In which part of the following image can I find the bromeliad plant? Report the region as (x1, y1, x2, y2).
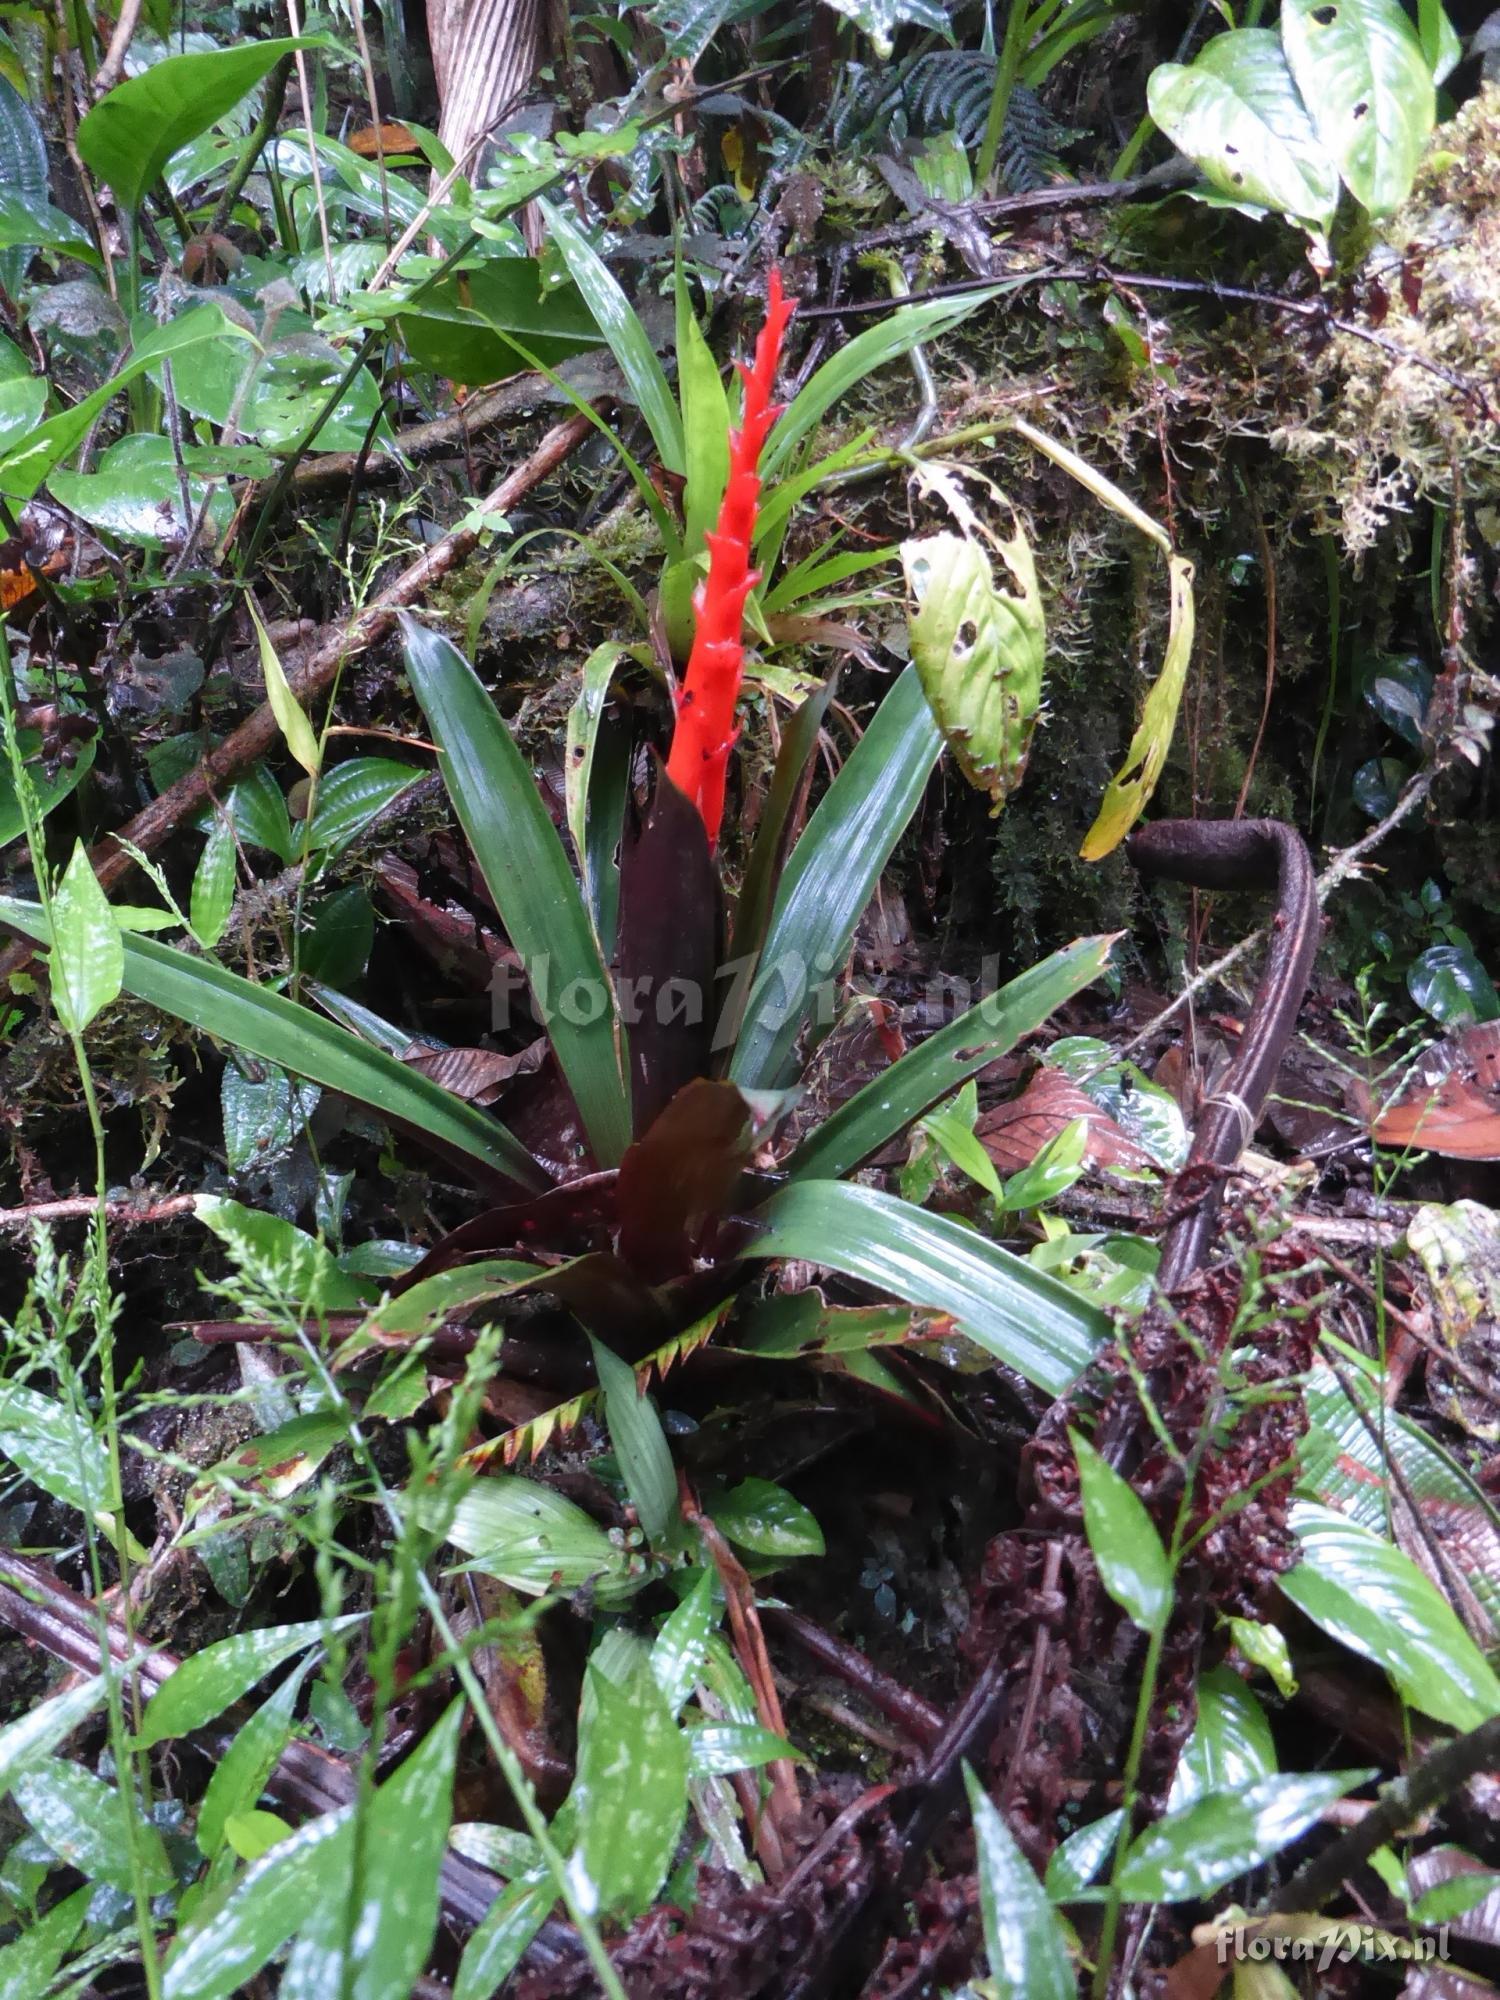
(0, 273, 1114, 1422)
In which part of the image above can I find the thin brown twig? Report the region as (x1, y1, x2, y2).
(92, 0, 142, 94)
(0, 1192, 196, 1229)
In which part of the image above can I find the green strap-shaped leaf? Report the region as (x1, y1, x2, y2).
(401, 615, 632, 1166)
(1281, 1501, 1500, 1730)
(139, 1615, 363, 1749)
(539, 199, 684, 474)
(748, 1180, 1106, 1399)
(0, 896, 544, 1187)
(729, 665, 942, 1092)
(1281, 0, 1434, 216)
(785, 935, 1114, 1182)
(763, 291, 995, 480)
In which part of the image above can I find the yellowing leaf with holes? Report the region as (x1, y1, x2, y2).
(903, 526, 1044, 813)
(249, 601, 320, 778)
(1081, 554, 1196, 860)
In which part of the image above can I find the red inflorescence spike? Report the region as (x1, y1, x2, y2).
(664, 268, 795, 849)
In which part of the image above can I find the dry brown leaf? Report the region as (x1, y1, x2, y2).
(976, 1065, 1156, 1174)
(1375, 1022, 1500, 1159)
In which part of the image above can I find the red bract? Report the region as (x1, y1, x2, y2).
(664, 268, 795, 849)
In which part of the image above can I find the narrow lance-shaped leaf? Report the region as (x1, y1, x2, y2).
(538, 198, 684, 473)
(49, 841, 123, 1033)
(0, 897, 545, 1188)
(1080, 553, 1196, 860)
(730, 665, 942, 1091)
(966, 1765, 1074, 1999)
(1071, 1430, 1172, 1635)
(401, 615, 632, 1167)
(749, 1180, 1106, 1399)
(249, 601, 320, 778)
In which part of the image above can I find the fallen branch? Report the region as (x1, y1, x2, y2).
(0, 1191, 196, 1229)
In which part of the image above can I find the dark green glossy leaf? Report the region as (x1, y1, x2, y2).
(401, 614, 631, 1167)
(304, 758, 420, 855)
(786, 937, 1114, 1181)
(302, 885, 375, 989)
(1280, 1501, 1500, 1729)
(49, 434, 232, 547)
(1408, 945, 1500, 1027)
(0, 726, 96, 850)
(0, 897, 544, 1188)
(751, 1180, 1105, 1399)
(454, 1867, 556, 2000)
(1116, 1771, 1372, 1902)
(278, 1703, 460, 2000)
(966, 1766, 1074, 1998)
(197, 1657, 317, 1858)
(78, 39, 319, 216)
(707, 1477, 823, 1558)
(591, 1337, 677, 1547)
(538, 200, 684, 472)
(0, 1671, 107, 1801)
(686, 1721, 799, 1777)
(398, 259, 602, 387)
(1169, 1666, 1277, 1810)
(1045, 1810, 1126, 1900)
(730, 666, 942, 1091)
(13, 1758, 173, 1894)
(163, 1803, 354, 1998)
(1072, 1430, 1171, 1635)
(728, 671, 839, 998)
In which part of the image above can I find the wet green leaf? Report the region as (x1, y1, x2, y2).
(13, 1758, 173, 1894)
(141, 1616, 360, 1749)
(966, 1766, 1073, 1997)
(50, 840, 122, 1032)
(707, 1477, 823, 1558)
(1072, 1430, 1171, 1635)
(574, 1656, 688, 1921)
(1281, 1502, 1500, 1728)
(1116, 1771, 1371, 1902)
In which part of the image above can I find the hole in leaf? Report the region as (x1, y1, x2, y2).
(1224, 143, 1239, 155)
(1352, 100, 1369, 118)
(1311, 3, 1336, 20)
(955, 619, 978, 654)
